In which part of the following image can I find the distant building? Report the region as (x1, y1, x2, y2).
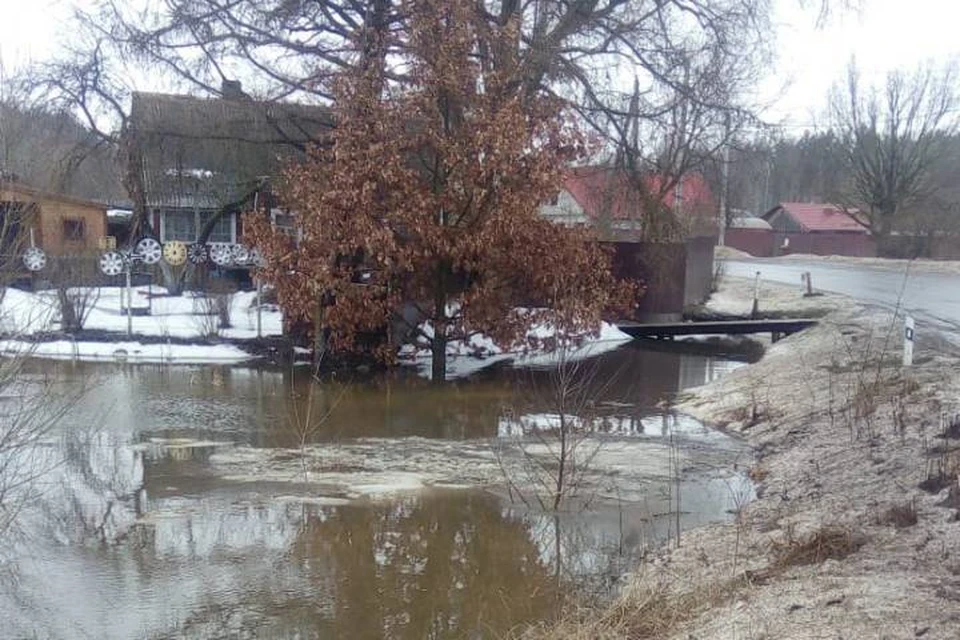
(761, 202, 875, 257)
(724, 210, 773, 257)
(0, 179, 107, 256)
(540, 166, 718, 322)
(540, 166, 716, 239)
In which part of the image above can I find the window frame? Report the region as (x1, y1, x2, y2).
(62, 217, 86, 242)
(159, 207, 236, 244)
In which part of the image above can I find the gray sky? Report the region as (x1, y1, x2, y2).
(761, 0, 960, 129)
(1, 0, 958, 132)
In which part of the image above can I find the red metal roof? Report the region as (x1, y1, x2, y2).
(562, 166, 714, 221)
(772, 202, 866, 233)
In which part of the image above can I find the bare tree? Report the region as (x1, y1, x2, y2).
(23, 0, 853, 264)
(829, 61, 959, 250)
(49, 255, 101, 334)
(497, 347, 623, 512)
(40, 1, 782, 195)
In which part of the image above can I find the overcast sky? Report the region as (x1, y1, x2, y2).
(1, 0, 958, 133)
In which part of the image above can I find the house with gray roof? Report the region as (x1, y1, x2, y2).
(127, 81, 332, 249)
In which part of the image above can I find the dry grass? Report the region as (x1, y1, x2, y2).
(770, 526, 865, 570)
(748, 465, 769, 483)
(513, 576, 747, 640)
(877, 500, 919, 529)
(921, 443, 960, 494)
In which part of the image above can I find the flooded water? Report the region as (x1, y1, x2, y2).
(0, 341, 755, 639)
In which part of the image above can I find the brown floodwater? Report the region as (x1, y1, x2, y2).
(1, 340, 755, 639)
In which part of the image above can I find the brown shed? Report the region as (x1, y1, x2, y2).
(0, 181, 108, 255)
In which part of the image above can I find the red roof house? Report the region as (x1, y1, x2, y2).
(540, 166, 716, 238)
(761, 202, 875, 257)
(763, 202, 865, 233)
(538, 166, 719, 322)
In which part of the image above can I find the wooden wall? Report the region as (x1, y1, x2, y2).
(0, 185, 107, 255)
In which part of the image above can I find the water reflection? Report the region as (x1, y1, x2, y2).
(1, 341, 755, 638)
(10, 491, 567, 639)
(23, 341, 747, 447)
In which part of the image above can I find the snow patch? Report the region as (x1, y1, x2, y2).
(0, 339, 255, 364)
(400, 312, 633, 379)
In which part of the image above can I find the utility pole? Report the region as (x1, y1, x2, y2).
(718, 112, 731, 246)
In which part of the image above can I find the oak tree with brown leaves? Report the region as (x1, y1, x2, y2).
(245, 0, 635, 382)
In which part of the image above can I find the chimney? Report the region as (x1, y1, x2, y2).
(221, 79, 248, 100)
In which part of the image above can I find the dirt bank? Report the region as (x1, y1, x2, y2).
(523, 276, 960, 639)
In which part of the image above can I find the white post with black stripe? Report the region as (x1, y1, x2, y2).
(903, 316, 915, 367)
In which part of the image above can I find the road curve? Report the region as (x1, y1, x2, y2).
(722, 257, 960, 345)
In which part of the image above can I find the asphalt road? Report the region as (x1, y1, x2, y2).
(723, 257, 960, 343)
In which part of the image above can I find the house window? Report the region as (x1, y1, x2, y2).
(270, 210, 297, 238)
(199, 210, 234, 243)
(270, 209, 299, 241)
(63, 218, 86, 242)
(162, 209, 235, 243)
(163, 209, 196, 242)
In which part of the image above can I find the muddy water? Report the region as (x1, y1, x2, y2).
(2, 341, 754, 639)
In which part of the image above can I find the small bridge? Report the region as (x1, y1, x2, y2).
(617, 318, 818, 342)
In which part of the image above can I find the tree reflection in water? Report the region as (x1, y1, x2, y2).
(159, 492, 565, 639)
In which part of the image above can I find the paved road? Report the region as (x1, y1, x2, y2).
(723, 258, 960, 343)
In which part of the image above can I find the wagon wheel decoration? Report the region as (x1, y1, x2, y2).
(208, 243, 233, 266)
(187, 242, 208, 265)
(162, 240, 187, 266)
(134, 237, 163, 265)
(230, 244, 251, 265)
(98, 251, 126, 277)
(22, 247, 47, 272)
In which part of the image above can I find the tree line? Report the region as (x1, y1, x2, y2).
(712, 61, 960, 255)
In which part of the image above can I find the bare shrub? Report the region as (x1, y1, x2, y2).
(0, 352, 86, 537)
(877, 500, 919, 529)
(770, 525, 865, 570)
(192, 279, 237, 337)
(496, 347, 619, 512)
(920, 441, 960, 494)
(209, 278, 236, 329)
(50, 255, 101, 333)
(191, 294, 220, 338)
(710, 258, 725, 294)
(0, 196, 33, 303)
(287, 369, 347, 478)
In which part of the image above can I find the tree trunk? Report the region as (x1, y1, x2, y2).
(57, 289, 80, 333)
(313, 295, 327, 368)
(875, 212, 895, 257)
(431, 267, 447, 383)
(158, 261, 182, 296)
(431, 331, 447, 383)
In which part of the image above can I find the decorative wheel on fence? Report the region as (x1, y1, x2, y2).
(247, 248, 263, 267)
(134, 237, 163, 265)
(187, 242, 208, 265)
(230, 244, 251, 265)
(99, 251, 125, 277)
(208, 243, 233, 266)
(22, 247, 47, 272)
(163, 240, 187, 266)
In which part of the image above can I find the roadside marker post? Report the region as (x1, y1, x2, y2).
(903, 316, 915, 367)
(751, 271, 761, 318)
